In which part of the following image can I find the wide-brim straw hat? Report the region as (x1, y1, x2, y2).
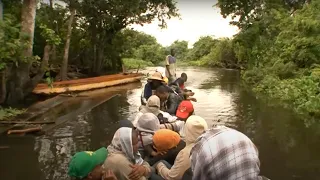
(148, 72, 164, 82)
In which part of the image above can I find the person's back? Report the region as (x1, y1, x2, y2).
(164, 92, 182, 115)
(190, 126, 267, 180)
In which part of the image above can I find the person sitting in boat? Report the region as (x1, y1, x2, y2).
(169, 73, 197, 102)
(156, 67, 169, 85)
(104, 127, 152, 180)
(133, 95, 177, 127)
(154, 115, 208, 180)
(169, 73, 187, 91)
(68, 147, 117, 180)
(148, 129, 185, 166)
(135, 113, 161, 158)
(135, 113, 179, 158)
(160, 100, 195, 140)
(141, 72, 165, 106)
(155, 85, 183, 115)
(190, 126, 269, 180)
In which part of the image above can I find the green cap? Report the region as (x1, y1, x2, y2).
(68, 147, 108, 179)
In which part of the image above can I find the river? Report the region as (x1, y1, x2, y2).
(0, 67, 319, 180)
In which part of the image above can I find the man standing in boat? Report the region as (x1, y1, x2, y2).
(165, 49, 177, 84)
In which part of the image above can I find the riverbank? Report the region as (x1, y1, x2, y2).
(242, 68, 320, 127)
(0, 108, 26, 121)
(122, 58, 154, 70)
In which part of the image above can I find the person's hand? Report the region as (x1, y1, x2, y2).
(188, 97, 197, 102)
(128, 165, 146, 180)
(151, 150, 167, 157)
(102, 169, 117, 180)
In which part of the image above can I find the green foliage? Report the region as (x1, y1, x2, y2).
(133, 44, 165, 64)
(113, 29, 167, 66)
(229, 0, 320, 124)
(39, 24, 61, 46)
(186, 36, 218, 61)
(185, 37, 238, 68)
(122, 58, 153, 69)
(0, 107, 26, 120)
(0, 15, 30, 69)
(168, 40, 189, 60)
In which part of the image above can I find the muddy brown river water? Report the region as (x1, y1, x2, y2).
(0, 67, 319, 180)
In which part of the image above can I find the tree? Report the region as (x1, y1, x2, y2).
(1, 0, 179, 105)
(114, 29, 159, 58)
(78, 0, 179, 74)
(216, 0, 311, 29)
(169, 40, 188, 60)
(186, 36, 218, 61)
(2, 0, 60, 105)
(59, 0, 77, 80)
(5, 0, 38, 105)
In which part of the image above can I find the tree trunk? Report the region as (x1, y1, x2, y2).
(95, 45, 104, 75)
(0, 70, 6, 104)
(59, 7, 75, 80)
(0, 0, 3, 20)
(5, 0, 37, 105)
(21, 0, 36, 59)
(49, 0, 57, 63)
(26, 44, 51, 93)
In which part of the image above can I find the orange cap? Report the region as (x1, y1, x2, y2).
(152, 129, 180, 152)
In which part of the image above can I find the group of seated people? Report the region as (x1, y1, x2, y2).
(141, 71, 196, 116)
(68, 70, 269, 180)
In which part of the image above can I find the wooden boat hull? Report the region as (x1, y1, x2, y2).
(32, 73, 144, 95)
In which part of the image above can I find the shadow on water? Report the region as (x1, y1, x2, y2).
(0, 67, 319, 180)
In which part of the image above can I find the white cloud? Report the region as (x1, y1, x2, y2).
(130, 0, 239, 47)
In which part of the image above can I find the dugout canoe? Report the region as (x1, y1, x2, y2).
(32, 73, 144, 95)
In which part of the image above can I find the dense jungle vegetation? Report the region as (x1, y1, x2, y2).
(0, 0, 319, 124)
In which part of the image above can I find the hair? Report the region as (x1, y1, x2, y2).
(181, 73, 187, 78)
(156, 85, 169, 94)
(170, 49, 175, 56)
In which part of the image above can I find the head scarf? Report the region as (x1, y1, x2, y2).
(107, 127, 143, 165)
(140, 95, 161, 115)
(184, 115, 208, 145)
(136, 113, 160, 146)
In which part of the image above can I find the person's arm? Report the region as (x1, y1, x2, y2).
(156, 150, 189, 180)
(142, 83, 152, 104)
(141, 91, 147, 105)
(159, 122, 181, 132)
(141, 161, 152, 178)
(165, 56, 171, 76)
(160, 111, 177, 123)
(143, 144, 155, 157)
(104, 154, 137, 180)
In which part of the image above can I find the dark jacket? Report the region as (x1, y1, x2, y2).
(162, 93, 183, 115)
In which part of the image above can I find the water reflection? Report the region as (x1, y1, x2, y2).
(0, 67, 319, 180)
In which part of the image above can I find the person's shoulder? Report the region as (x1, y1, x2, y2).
(106, 153, 131, 166)
(176, 78, 184, 84)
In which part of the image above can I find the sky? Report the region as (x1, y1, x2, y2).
(129, 0, 239, 47)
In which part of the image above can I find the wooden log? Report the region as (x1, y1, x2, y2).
(0, 121, 55, 124)
(7, 126, 42, 135)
